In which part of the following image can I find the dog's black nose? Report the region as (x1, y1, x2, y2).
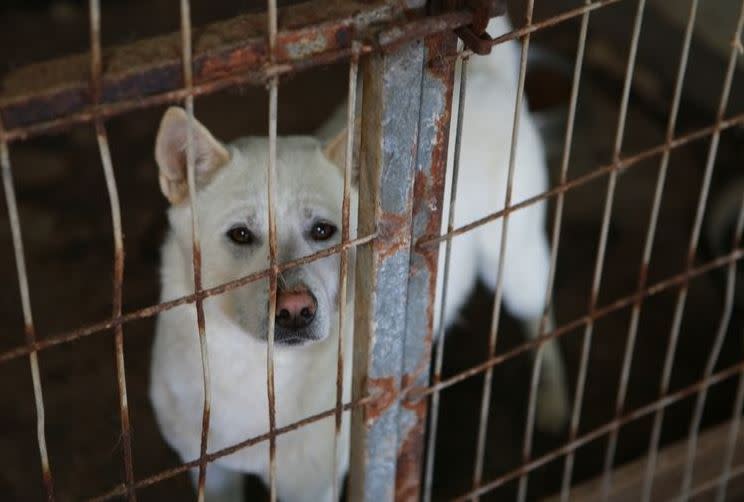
(276, 288, 316, 329)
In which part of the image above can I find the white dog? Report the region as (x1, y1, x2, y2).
(149, 16, 568, 502)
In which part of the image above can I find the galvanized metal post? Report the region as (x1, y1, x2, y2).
(396, 31, 458, 502)
(349, 40, 425, 502)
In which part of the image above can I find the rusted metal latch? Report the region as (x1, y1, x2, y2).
(454, 0, 506, 55)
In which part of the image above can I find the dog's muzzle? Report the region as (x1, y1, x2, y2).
(273, 285, 319, 345)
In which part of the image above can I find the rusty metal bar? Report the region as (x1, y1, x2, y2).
(88, 1, 135, 499)
(331, 43, 360, 502)
(422, 51, 468, 502)
(178, 1, 213, 499)
(645, 1, 744, 499)
(0, 126, 54, 500)
(94, 122, 136, 500)
(0, 1, 630, 145)
(455, 359, 744, 501)
(348, 39, 423, 502)
(397, 30, 458, 502)
(679, 195, 744, 500)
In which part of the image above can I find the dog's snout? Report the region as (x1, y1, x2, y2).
(276, 288, 317, 330)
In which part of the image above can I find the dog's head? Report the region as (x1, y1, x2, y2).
(155, 106, 356, 347)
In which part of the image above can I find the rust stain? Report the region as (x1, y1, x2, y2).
(395, 422, 426, 501)
(395, 383, 428, 502)
(41, 467, 54, 502)
(275, 23, 353, 61)
(378, 11, 471, 54)
(365, 376, 397, 422)
(418, 34, 457, 330)
(376, 211, 411, 261)
(23, 323, 36, 347)
(197, 45, 266, 82)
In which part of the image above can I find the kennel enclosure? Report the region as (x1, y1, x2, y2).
(1, 0, 744, 500)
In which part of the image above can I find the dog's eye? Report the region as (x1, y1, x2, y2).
(310, 221, 337, 241)
(227, 225, 255, 245)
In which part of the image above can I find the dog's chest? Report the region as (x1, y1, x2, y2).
(152, 311, 340, 451)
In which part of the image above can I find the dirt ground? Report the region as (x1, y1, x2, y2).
(1, 1, 743, 501)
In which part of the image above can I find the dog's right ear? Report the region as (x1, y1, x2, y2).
(155, 107, 230, 205)
(322, 119, 361, 186)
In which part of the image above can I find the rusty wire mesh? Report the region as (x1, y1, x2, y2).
(0, 0, 743, 501)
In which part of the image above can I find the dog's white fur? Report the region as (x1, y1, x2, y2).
(149, 16, 568, 502)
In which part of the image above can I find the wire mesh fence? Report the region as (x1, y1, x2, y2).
(0, 0, 743, 500)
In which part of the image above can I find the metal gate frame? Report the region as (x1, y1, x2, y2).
(349, 30, 457, 502)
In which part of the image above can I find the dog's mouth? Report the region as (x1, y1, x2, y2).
(272, 326, 321, 347)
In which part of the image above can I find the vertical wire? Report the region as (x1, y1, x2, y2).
(644, 2, 744, 500)
(554, 4, 594, 500)
(89, 2, 135, 499)
(331, 43, 360, 502)
(596, 1, 649, 498)
(422, 53, 469, 502)
(680, 199, 744, 499)
(0, 128, 54, 501)
(265, 3, 279, 500)
(265, 76, 279, 502)
(179, 1, 212, 500)
(469, 2, 536, 499)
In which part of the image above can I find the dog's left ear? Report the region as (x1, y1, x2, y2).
(322, 120, 360, 185)
(155, 106, 231, 205)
